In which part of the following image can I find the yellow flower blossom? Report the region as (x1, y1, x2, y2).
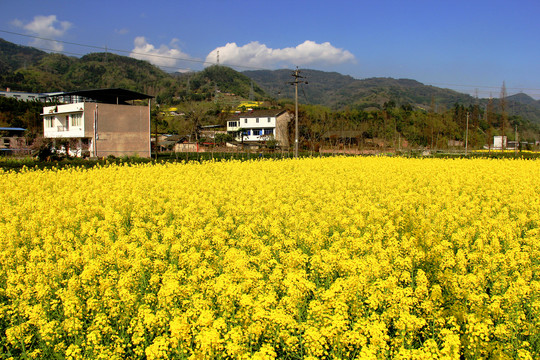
(0, 157, 538, 358)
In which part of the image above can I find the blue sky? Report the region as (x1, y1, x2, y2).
(1, 0, 539, 99)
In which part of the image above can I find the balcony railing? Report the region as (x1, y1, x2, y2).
(57, 125, 68, 132)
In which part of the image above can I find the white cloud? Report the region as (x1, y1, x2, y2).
(115, 28, 129, 35)
(205, 40, 356, 69)
(129, 37, 194, 70)
(12, 15, 72, 51)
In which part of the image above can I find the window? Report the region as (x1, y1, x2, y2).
(268, 117, 271, 122)
(242, 129, 250, 136)
(71, 113, 82, 127)
(228, 121, 238, 127)
(264, 129, 273, 135)
(244, 118, 247, 124)
(44, 116, 54, 128)
(252, 129, 262, 136)
(256, 118, 259, 123)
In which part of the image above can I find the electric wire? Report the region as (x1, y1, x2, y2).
(2, 29, 539, 98)
(0, 29, 269, 71)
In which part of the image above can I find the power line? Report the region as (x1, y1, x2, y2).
(0, 29, 269, 71)
(3, 29, 539, 97)
(32, 45, 194, 73)
(32, 47, 89, 58)
(0, 29, 215, 66)
(426, 81, 540, 94)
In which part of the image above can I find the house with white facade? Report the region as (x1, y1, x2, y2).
(493, 136, 507, 150)
(226, 109, 292, 148)
(42, 88, 153, 158)
(0, 89, 44, 101)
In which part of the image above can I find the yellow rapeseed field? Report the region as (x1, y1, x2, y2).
(0, 157, 539, 359)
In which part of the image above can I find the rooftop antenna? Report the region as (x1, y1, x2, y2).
(217, 50, 220, 66)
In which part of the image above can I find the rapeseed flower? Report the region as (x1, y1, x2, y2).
(0, 157, 539, 358)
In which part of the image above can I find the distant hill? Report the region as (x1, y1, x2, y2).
(0, 38, 46, 73)
(0, 38, 265, 103)
(243, 69, 540, 124)
(507, 93, 539, 106)
(503, 93, 540, 124)
(0, 38, 175, 96)
(2, 38, 540, 124)
(174, 65, 268, 102)
(242, 69, 357, 108)
(243, 69, 471, 109)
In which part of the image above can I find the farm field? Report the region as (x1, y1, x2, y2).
(0, 157, 539, 359)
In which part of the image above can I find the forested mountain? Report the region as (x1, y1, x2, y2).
(243, 69, 540, 124)
(244, 69, 472, 109)
(176, 65, 267, 101)
(0, 38, 45, 73)
(0, 39, 176, 97)
(0, 39, 266, 104)
(2, 37, 540, 123)
(1, 38, 539, 146)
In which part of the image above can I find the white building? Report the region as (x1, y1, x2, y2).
(0, 89, 45, 101)
(493, 136, 507, 150)
(42, 88, 153, 158)
(226, 109, 292, 147)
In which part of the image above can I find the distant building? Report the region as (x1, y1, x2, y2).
(323, 130, 364, 145)
(0, 88, 90, 103)
(42, 88, 153, 158)
(155, 134, 187, 151)
(0, 88, 45, 101)
(226, 109, 292, 147)
(493, 136, 507, 150)
(448, 139, 464, 148)
(199, 124, 227, 141)
(0, 127, 28, 155)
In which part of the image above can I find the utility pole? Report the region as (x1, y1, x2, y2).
(155, 108, 159, 160)
(465, 112, 469, 155)
(500, 81, 508, 152)
(515, 124, 518, 157)
(290, 67, 307, 158)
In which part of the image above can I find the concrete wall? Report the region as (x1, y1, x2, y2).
(174, 143, 200, 152)
(84, 103, 150, 158)
(275, 112, 292, 148)
(493, 136, 507, 149)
